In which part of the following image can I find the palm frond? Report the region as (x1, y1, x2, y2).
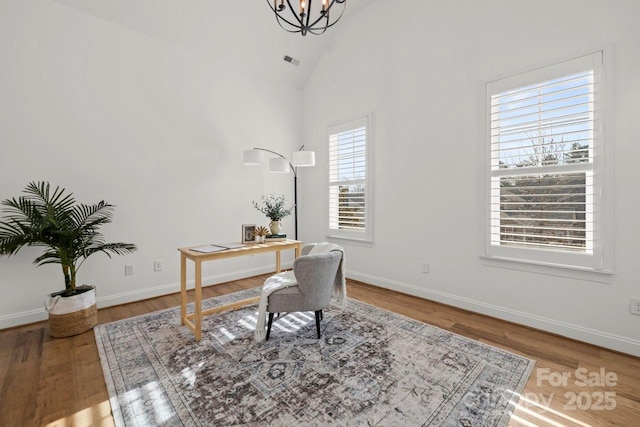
(24, 181, 76, 214)
(33, 250, 65, 267)
(85, 242, 138, 258)
(0, 181, 137, 291)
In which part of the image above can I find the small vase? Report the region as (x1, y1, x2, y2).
(255, 236, 262, 243)
(269, 221, 282, 235)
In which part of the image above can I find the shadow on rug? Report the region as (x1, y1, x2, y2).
(95, 288, 535, 426)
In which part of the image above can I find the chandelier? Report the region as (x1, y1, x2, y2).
(267, 0, 347, 36)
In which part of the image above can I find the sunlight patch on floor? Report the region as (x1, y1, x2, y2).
(122, 381, 174, 425)
(238, 317, 257, 330)
(217, 326, 236, 342)
(44, 400, 114, 427)
(181, 361, 204, 387)
(507, 390, 595, 427)
(288, 312, 314, 325)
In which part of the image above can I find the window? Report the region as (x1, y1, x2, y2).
(328, 116, 372, 241)
(485, 51, 609, 272)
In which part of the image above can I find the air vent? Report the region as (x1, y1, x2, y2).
(283, 55, 300, 66)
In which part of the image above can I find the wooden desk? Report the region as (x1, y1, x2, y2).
(178, 240, 302, 341)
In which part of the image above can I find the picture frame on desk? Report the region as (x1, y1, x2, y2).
(242, 224, 256, 243)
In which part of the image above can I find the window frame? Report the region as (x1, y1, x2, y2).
(326, 115, 373, 242)
(482, 50, 613, 279)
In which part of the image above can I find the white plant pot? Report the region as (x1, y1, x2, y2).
(269, 221, 282, 235)
(45, 285, 97, 337)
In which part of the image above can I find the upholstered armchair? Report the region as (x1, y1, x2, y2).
(264, 244, 343, 340)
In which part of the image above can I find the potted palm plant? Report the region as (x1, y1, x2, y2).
(0, 181, 137, 337)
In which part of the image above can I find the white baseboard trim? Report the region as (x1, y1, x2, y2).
(0, 263, 288, 330)
(4, 265, 636, 357)
(348, 270, 640, 357)
(0, 308, 48, 330)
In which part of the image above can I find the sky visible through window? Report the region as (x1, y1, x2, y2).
(492, 71, 593, 169)
(333, 127, 366, 181)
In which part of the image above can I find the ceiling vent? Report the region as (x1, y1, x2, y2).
(283, 55, 300, 66)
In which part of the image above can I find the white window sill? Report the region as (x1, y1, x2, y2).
(326, 234, 373, 247)
(480, 255, 614, 284)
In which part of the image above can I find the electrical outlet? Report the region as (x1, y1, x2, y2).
(421, 262, 429, 273)
(630, 298, 640, 315)
(125, 264, 134, 276)
(153, 260, 162, 272)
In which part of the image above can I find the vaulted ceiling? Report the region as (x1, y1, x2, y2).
(53, 0, 374, 89)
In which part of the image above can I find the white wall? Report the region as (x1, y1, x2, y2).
(3, 0, 639, 357)
(300, 0, 640, 356)
(0, 1, 300, 327)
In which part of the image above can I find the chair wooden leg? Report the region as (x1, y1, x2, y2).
(315, 310, 322, 339)
(266, 313, 274, 341)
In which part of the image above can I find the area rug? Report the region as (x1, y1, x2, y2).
(95, 288, 535, 426)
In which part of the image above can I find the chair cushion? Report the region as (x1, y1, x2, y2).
(270, 286, 302, 296)
(265, 249, 343, 314)
(266, 285, 308, 313)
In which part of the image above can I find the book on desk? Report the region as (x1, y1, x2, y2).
(190, 243, 245, 253)
(265, 234, 287, 242)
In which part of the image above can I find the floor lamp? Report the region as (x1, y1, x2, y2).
(243, 146, 315, 240)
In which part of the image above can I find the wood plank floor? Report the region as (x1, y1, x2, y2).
(1, 276, 638, 426)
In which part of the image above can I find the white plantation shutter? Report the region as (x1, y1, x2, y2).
(486, 51, 606, 270)
(328, 116, 372, 241)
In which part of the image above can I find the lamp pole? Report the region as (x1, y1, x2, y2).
(249, 147, 299, 240)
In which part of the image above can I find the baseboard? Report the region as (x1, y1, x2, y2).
(0, 263, 289, 330)
(0, 308, 48, 330)
(5, 265, 637, 357)
(348, 270, 640, 357)
(96, 263, 284, 308)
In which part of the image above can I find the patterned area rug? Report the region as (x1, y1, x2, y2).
(95, 289, 535, 426)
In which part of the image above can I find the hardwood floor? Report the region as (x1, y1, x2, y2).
(1, 276, 638, 426)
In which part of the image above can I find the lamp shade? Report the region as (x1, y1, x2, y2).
(243, 149, 263, 165)
(291, 150, 316, 167)
(269, 157, 290, 173)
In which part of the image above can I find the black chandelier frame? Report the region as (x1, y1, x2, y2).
(267, 0, 347, 36)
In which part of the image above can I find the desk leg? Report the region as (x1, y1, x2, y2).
(275, 250, 281, 273)
(194, 260, 203, 341)
(180, 254, 187, 325)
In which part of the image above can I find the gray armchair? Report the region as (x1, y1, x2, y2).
(265, 244, 343, 340)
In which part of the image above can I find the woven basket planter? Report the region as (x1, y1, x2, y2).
(46, 285, 97, 338)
